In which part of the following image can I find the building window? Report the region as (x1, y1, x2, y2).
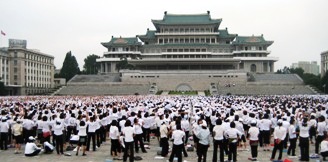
(14, 68, 17, 73)
(14, 52, 18, 58)
(14, 60, 18, 65)
(14, 75, 18, 80)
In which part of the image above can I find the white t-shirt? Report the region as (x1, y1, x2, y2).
(25, 142, 41, 154)
(213, 125, 225, 140)
(109, 126, 119, 140)
(260, 119, 272, 131)
(122, 126, 134, 142)
(172, 129, 185, 145)
(248, 126, 260, 141)
(321, 140, 328, 153)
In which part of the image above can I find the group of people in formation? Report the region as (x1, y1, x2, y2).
(1, 95, 328, 162)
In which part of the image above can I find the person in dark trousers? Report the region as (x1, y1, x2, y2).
(224, 121, 243, 162)
(196, 122, 210, 162)
(287, 118, 297, 157)
(212, 118, 225, 162)
(270, 120, 287, 161)
(24, 136, 41, 157)
(0, 117, 9, 150)
(86, 116, 97, 151)
(168, 124, 185, 162)
(160, 121, 169, 157)
(299, 118, 310, 161)
(122, 120, 135, 162)
(247, 120, 260, 161)
(133, 118, 147, 153)
(316, 115, 326, 154)
(53, 119, 65, 155)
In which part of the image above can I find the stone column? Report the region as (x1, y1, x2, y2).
(105, 62, 108, 73)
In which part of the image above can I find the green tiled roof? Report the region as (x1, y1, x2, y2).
(232, 35, 273, 45)
(218, 29, 237, 39)
(138, 30, 156, 41)
(101, 37, 141, 47)
(152, 13, 221, 28)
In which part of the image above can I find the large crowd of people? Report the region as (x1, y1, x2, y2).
(0, 95, 328, 162)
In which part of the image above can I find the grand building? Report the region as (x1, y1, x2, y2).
(0, 39, 55, 95)
(96, 12, 278, 91)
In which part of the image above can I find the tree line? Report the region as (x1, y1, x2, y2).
(276, 66, 328, 93)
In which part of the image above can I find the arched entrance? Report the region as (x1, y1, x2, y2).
(250, 64, 257, 73)
(176, 83, 193, 91)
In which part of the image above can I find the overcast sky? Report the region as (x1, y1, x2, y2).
(1, 0, 327, 72)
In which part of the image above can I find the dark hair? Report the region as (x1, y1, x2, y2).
(111, 120, 117, 126)
(125, 120, 131, 127)
(176, 124, 182, 130)
(216, 118, 222, 125)
(80, 120, 86, 126)
(230, 121, 236, 128)
(42, 116, 48, 121)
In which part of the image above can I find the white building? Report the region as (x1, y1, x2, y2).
(0, 39, 55, 95)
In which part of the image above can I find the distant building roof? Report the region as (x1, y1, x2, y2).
(152, 12, 222, 29)
(138, 30, 156, 41)
(101, 37, 142, 48)
(232, 35, 273, 46)
(218, 29, 237, 39)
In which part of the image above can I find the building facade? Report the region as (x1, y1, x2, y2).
(96, 12, 278, 91)
(0, 39, 55, 95)
(291, 61, 320, 76)
(321, 51, 328, 77)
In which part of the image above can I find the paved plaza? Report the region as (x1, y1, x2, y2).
(0, 136, 321, 162)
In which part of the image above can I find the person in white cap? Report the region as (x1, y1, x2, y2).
(270, 119, 287, 161)
(12, 119, 23, 153)
(247, 120, 259, 161)
(25, 136, 41, 157)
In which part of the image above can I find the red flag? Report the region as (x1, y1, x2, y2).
(1, 30, 6, 36)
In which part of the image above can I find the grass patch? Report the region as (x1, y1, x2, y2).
(204, 90, 211, 96)
(155, 90, 163, 95)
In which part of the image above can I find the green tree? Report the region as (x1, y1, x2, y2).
(289, 67, 304, 78)
(60, 51, 80, 81)
(116, 57, 134, 71)
(83, 54, 100, 74)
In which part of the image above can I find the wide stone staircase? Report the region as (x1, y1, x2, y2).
(54, 74, 149, 95)
(218, 73, 317, 95)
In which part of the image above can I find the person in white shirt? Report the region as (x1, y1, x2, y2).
(86, 116, 97, 151)
(168, 124, 185, 162)
(12, 119, 23, 153)
(43, 141, 54, 154)
(76, 120, 87, 156)
(287, 118, 297, 157)
(212, 118, 225, 162)
(260, 114, 272, 151)
(133, 118, 147, 153)
(308, 115, 317, 144)
(320, 135, 328, 161)
(142, 112, 151, 143)
(248, 120, 260, 161)
(109, 120, 122, 160)
(0, 117, 10, 150)
(25, 136, 41, 157)
(122, 120, 135, 162)
(316, 115, 326, 154)
(224, 121, 243, 162)
(41, 116, 52, 143)
(196, 122, 210, 162)
(298, 117, 310, 161)
(53, 119, 64, 155)
(181, 114, 190, 144)
(270, 119, 287, 161)
(160, 121, 169, 157)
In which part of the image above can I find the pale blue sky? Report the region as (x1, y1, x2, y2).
(1, 0, 327, 71)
